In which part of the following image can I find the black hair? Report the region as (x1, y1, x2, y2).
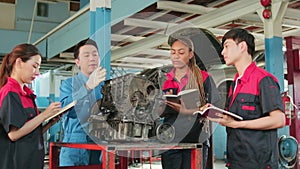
(222, 28, 255, 56)
(73, 38, 98, 59)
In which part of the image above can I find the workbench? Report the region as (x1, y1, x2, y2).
(49, 142, 202, 169)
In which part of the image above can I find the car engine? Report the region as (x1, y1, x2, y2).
(88, 68, 169, 142)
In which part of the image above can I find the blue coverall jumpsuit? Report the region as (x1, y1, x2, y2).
(59, 72, 103, 166)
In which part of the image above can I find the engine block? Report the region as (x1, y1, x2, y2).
(88, 72, 165, 142)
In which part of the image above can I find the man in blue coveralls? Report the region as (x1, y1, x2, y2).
(59, 39, 107, 166)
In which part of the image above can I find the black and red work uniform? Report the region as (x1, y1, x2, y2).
(0, 77, 44, 169)
(225, 62, 284, 169)
(161, 68, 219, 169)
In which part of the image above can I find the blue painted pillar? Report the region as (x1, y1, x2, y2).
(257, 1, 288, 92)
(90, 0, 111, 79)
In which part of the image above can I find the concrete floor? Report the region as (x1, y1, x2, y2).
(213, 160, 227, 169)
(44, 159, 227, 169)
(127, 160, 227, 169)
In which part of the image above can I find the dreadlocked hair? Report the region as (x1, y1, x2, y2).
(186, 56, 206, 107)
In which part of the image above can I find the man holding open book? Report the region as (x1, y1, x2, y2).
(208, 28, 285, 169)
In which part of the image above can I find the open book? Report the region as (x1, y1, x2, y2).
(193, 106, 243, 120)
(44, 100, 77, 122)
(164, 89, 200, 109)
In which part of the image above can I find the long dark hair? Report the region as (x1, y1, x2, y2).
(168, 37, 206, 106)
(0, 44, 41, 88)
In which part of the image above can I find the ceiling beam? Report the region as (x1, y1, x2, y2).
(158, 0, 262, 28)
(111, 34, 144, 42)
(158, 0, 300, 33)
(157, 1, 214, 14)
(189, 0, 262, 28)
(282, 28, 300, 37)
(285, 7, 300, 20)
(111, 34, 168, 61)
(282, 19, 300, 29)
(124, 18, 177, 30)
(123, 18, 265, 40)
(111, 0, 264, 62)
(32, 0, 158, 59)
(116, 56, 171, 65)
(111, 62, 165, 69)
(138, 49, 170, 57)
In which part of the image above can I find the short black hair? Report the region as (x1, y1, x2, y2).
(222, 28, 255, 56)
(73, 38, 98, 59)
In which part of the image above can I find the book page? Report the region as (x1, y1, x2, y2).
(180, 89, 200, 109)
(163, 89, 200, 108)
(194, 106, 243, 120)
(163, 89, 198, 98)
(177, 89, 198, 96)
(44, 100, 77, 122)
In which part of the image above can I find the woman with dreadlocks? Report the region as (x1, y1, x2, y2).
(160, 33, 220, 169)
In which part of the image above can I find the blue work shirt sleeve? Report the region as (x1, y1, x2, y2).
(59, 77, 94, 122)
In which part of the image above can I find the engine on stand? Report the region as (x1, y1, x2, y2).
(88, 68, 170, 142)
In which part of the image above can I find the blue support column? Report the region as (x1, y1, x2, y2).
(257, 0, 288, 92)
(258, 0, 289, 137)
(90, 0, 111, 79)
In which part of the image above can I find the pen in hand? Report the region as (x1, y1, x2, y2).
(46, 97, 62, 121)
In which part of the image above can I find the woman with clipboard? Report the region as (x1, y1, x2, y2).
(0, 44, 61, 169)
